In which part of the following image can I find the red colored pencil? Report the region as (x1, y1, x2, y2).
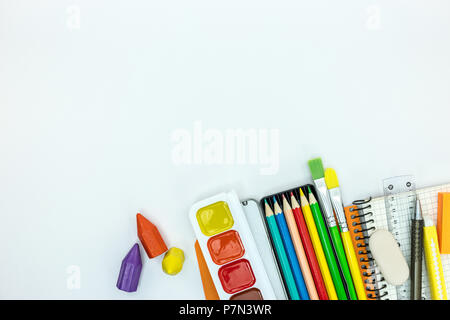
(290, 192, 329, 300)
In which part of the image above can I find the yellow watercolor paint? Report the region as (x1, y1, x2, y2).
(196, 201, 234, 236)
(162, 247, 185, 275)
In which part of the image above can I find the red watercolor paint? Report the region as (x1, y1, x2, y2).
(218, 259, 256, 294)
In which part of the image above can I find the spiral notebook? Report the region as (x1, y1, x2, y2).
(344, 183, 450, 300)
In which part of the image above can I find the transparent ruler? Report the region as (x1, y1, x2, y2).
(383, 175, 417, 300)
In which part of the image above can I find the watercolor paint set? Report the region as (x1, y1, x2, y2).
(189, 191, 278, 300)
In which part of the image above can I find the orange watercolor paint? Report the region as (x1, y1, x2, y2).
(207, 230, 245, 265)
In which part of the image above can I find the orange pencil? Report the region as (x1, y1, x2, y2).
(282, 194, 319, 300)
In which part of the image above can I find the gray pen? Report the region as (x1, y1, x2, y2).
(410, 199, 424, 300)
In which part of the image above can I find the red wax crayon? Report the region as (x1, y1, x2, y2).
(136, 213, 168, 258)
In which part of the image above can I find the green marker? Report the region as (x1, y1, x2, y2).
(308, 158, 357, 300)
(264, 199, 300, 300)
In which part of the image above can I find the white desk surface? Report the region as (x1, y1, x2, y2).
(1, 0, 450, 299)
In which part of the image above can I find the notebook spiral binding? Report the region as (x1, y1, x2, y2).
(350, 197, 389, 300)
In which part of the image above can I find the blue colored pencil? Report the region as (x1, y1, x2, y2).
(264, 199, 300, 300)
(273, 196, 310, 300)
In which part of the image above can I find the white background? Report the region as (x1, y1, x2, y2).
(1, 0, 450, 299)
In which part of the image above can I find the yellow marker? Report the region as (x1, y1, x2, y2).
(423, 207, 448, 300)
(299, 188, 338, 300)
(325, 168, 367, 300)
(162, 247, 185, 275)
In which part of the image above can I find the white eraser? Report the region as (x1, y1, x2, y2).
(369, 229, 410, 286)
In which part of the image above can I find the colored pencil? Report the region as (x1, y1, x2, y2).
(291, 192, 329, 300)
(325, 168, 366, 300)
(282, 194, 319, 300)
(264, 199, 300, 300)
(299, 188, 338, 300)
(307, 187, 347, 299)
(273, 196, 310, 300)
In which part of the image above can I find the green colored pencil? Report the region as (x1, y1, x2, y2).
(308, 187, 348, 300)
(264, 199, 300, 300)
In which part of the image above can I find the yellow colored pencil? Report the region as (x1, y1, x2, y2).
(299, 188, 338, 300)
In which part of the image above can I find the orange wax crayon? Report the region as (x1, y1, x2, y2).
(136, 213, 168, 258)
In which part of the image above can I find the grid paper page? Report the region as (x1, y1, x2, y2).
(366, 183, 450, 300)
(360, 196, 398, 300)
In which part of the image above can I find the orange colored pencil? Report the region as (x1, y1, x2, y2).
(282, 194, 319, 300)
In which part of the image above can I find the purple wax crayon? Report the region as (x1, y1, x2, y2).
(116, 243, 142, 292)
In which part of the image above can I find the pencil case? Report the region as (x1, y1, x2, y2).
(260, 184, 333, 300)
(261, 185, 307, 297)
